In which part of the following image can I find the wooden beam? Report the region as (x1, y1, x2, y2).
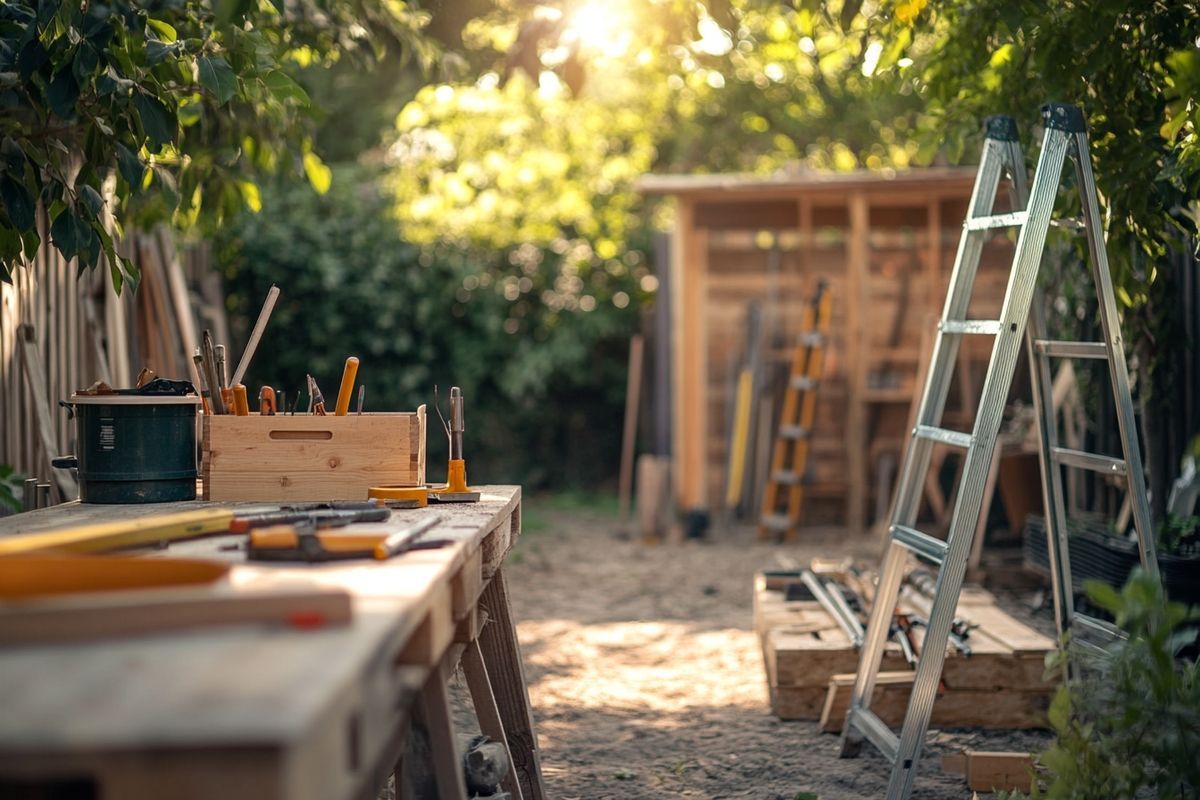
(478, 568, 546, 800)
(846, 193, 869, 534)
(617, 334, 645, 525)
(671, 199, 709, 511)
(941, 750, 1034, 793)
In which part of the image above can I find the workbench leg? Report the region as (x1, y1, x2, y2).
(463, 637, 524, 800)
(415, 666, 468, 800)
(478, 567, 546, 800)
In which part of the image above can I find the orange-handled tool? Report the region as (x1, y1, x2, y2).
(334, 357, 360, 416)
(259, 386, 276, 415)
(231, 384, 250, 416)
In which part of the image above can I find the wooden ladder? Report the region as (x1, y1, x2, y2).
(759, 281, 832, 540)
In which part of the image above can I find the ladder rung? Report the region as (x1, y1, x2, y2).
(761, 512, 792, 532)
(779, 424, 809, 440)
(940, 319, 1002, 335)
(790, 376, 816, 391)
(798, 332, 824, 347)
(1051, 447, 1128, 476)
(891, 524, 948, 565)
(965, 210, 1028, 230)
(772, 470, 802, 486)
(1034, 340, 1108, 359)
(847, 707, 899, 763)
(1072, 611, 1127, 642)
(914, 425, 972, 449)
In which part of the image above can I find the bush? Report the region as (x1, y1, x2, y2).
(1030, 572, 1200, 798)
(213, 166, 641, 490)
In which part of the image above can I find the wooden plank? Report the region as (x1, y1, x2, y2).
(942, 750, 1035, 793)
(478, 568, 546, 800)
(202, 412, 425, 501)
(817, 671, 1051, 731)
(846, 193, 868, 533)
(617, 334, 644, 524)
(397, 582, 455, 668)
(414, 663, 467, 800)
(17, 324, 76, 501)
(672, 199, 709, 510)
(0, 585, 352, 645)
(462, 638, 524, 800)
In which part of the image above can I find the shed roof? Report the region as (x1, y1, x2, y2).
(636, 167, 977, 199)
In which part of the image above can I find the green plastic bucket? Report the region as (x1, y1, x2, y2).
(65, 394, 201, 504)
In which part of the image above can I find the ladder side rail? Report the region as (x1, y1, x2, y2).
(888, 126, 1071, 800)
(891, 140, 1012, 529)
(839, 137, 1012, 750)
(787, 293, 832, 522)
(1070, 130, 1159, 576)
(1027, 298, 1077, 641)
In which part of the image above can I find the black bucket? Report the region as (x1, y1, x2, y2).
(63, 394, 201, 503)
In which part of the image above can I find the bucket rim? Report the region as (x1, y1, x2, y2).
(68, 394, 201, 405)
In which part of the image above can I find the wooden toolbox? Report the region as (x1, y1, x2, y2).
(202, 407, 426, 501)
(754, 569, 1057, 730)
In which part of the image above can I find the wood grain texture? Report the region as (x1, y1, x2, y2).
(478, 568, 546, 800)
(0, 487, 523, 800)
(202, 410, 425, 501)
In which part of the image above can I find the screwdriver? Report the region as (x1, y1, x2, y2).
(334, 356, 359, 416)
(259, 386, 276, 415)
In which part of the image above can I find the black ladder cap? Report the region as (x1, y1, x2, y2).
(983, 115, 1019, 142)
(1042, 103, 1087, 133)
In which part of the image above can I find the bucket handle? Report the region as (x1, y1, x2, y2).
(58, 400, 75, 420)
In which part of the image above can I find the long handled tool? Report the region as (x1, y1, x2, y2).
(334, 356, 360, 416)
(230, 284, 280, 387)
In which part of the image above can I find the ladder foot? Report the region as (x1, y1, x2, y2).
(838, 728, 863, 758)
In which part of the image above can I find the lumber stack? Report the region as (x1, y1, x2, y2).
(753, 568, 1058, 730)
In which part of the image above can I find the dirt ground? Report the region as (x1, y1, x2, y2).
(457, 495, 1054, 800)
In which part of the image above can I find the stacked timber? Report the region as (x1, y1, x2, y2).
(753, 569, 1058, 731)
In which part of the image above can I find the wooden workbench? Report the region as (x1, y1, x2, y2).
(0, 486, 544, 800)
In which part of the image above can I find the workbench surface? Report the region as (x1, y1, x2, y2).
(0, 486, 529, 800)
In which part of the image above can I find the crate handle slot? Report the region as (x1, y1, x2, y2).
(268, 430, 334, 441)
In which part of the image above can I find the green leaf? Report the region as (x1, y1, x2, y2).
(0, 177, 35, 230)
(196, 55, 238, 105)
(1084, 579, 1123, 617)
(304, 151, 332, 194)
(50, 208, 87, 259)
(79, 184, 104, 218)
(46, 69, 79, 119)
(146, 39, 171, 67)
(146, 19, 177, 43)
(237, 180, 262, 212)
(116, 143, 146, 189)
(134, 93, 176, 149)
(264, 70, 310, 105)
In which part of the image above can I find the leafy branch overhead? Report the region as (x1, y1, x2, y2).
(0, 0, 437, 291)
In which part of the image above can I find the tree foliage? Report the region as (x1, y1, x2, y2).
(0, 0, 435, 289)
(215, 165, 640, 488)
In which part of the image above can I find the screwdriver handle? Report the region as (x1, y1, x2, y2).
(231, 384, 250, 416)
(259, 386, 276, 415)
(334, 357, 360, 416)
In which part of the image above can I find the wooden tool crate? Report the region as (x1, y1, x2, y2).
(753, 569, 1057, 729)
(202, 407, 425, 501)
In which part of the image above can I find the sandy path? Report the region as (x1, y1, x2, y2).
(485, 498, 1051, 799)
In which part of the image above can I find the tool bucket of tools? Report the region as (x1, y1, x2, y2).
(62, 394, 202, 504)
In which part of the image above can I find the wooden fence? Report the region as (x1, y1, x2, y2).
(0, 214, 223, 507)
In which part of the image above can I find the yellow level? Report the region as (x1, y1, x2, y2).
(0, 509, 236, 556)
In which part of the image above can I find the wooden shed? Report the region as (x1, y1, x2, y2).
(638, 168, 1020, 534)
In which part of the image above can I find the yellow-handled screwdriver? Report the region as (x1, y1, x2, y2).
(335, 356, 360, 416)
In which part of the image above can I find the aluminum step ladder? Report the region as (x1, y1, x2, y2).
(759, 281, 831, 540)
(838, 103, 1159, 800)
